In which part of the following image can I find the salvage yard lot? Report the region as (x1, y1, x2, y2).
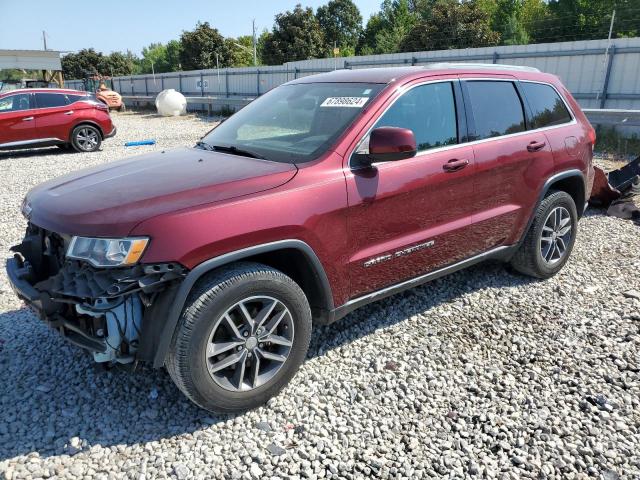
(0, 112, 639, 479)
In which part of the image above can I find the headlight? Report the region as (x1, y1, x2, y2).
(66, 236, 149, 267)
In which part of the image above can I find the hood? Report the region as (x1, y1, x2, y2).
(27, 147, 297, 237)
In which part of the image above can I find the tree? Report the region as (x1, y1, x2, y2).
(165, 40, 182, 71)
(357, 13, 384, 54)
(62, 49, 107, 79)
(139, 43, 174, 73)
(316, 0, 363, 56)
(261, 4, 326, 65)
(225, 35, 255, 67)
(400, 0, 500, 51)
(544, 0, 639, 43)
(105, 51, 138, 76)
(179, 22, 231, 70)
(359, 0, 418, 54)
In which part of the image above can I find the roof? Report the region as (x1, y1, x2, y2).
(0, 88, 86, 97)
(289, 64, 550, 85)
(0, 49, 63, 71)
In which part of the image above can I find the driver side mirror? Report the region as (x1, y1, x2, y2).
(366, 127, 417, 164)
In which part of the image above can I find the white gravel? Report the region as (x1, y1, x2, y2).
(1, 112, 639, 479)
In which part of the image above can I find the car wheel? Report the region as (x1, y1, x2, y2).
(71, 125, 102, 152)
(166, 262, 312, 413)
(118, 103, 126, 112)
(510, 190, 578, 279)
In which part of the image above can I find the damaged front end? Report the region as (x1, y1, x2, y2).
(7, 224, 187, 366)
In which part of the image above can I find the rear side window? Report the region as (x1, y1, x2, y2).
(35, 93, 69, 108)
(371, 82, 458, 152)
(465, 81, 525, 140)
(66, 94, 89, 104)
(522, 82, 572, 129)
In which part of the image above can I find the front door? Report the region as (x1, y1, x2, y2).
(0, 93, 36, 146)
(345, 80, 477, 298)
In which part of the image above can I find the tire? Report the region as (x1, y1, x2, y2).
(71, 125, 102, 152)
(166, 262, 312, 413)
(118, 103, 126, 112)
(510, 190, 578, 279)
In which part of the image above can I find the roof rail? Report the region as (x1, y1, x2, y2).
(425, 62, 540, 73)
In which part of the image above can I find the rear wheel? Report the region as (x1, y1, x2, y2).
(71, 125, 102, 152)
(510, 190, 578, 278)
(166, 262, 312, 413)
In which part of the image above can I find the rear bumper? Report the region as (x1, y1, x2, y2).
(104, 125, 117, 139)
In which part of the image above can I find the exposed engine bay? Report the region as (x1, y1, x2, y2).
(9, 223, 187, 365)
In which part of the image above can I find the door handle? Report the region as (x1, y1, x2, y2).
(527, 140, 546, 152)
(64, 110, 74, 115)
(22, 117, 34, 122)
(443, 158, 469, 172)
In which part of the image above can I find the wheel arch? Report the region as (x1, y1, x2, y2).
(151, 240, 334, 368)
(545, 171, 586, 219)
(69, 121, 104, 142)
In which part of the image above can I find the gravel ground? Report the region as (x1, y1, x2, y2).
(1, 112, 639, 479)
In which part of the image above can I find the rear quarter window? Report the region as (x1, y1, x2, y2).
(465, 81, 526, 140)
(521, 82, 572, 129)
(66, 94, 90, 104)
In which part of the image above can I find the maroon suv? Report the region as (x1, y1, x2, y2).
(7, 65, 595, 412)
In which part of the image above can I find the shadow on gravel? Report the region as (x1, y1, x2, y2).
(0, 261, 535, 460)
(0, 147, 69, 160)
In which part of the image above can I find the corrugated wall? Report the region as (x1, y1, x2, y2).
(65, 37, 640, 110)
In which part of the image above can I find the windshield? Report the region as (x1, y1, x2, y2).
(201, 82, 384, 163)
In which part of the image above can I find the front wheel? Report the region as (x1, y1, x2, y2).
(166, 262, 312, 413)
(510, 190, 578, 279)
(71, 125, 102, 152)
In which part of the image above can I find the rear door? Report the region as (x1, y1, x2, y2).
(32, 92, 75, 142)
(460, 78, 555, 252)
(344, 79, 477, 298)
(0, 93, 36, 146)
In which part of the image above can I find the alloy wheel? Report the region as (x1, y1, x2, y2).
(205, 296, 294, 392)
(539, 206, 572, 265)
(76, 128, 99, 151)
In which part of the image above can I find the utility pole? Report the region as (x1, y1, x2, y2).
(42, 31, 47, 50)
(252, 19, 257, 66)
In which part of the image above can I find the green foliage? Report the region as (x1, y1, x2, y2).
(261, 4, 326, 65)
(226, 35, 255, 67)
(401, 0, 500, 51)
(138, 42, 182, 74)
(316, 0, 363, 55)
(179, 22, 231, 70)
(360, 0, 418, 54)
(0, 69, 27, 82)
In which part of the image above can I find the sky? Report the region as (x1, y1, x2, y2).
(0, 0, 381, 55)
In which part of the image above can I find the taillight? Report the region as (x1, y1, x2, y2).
(95, 103, 109, 112)
(588, 127, 596, 151)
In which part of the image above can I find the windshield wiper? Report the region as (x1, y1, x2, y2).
(195, 140, 214, 151)
(210, 144, 266, 160)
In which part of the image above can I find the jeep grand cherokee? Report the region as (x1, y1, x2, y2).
(7, 65, 595, 412)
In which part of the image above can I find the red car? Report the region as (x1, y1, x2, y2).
(7, 65, 594, 412)
(0, 88, 116, 153)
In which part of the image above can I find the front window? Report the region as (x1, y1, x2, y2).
(200, 82, 384, 163)
(0, 94, 31, 113)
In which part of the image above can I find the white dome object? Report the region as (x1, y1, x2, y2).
(155, 89, 187, 116)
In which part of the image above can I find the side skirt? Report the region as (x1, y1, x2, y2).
(328, 244, 518, 323)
